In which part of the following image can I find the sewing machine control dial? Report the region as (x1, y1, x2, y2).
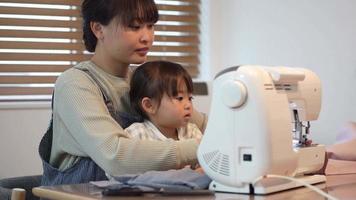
(221, 80, 247, 108)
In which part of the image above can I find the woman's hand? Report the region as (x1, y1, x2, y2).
(194, 167, 205, 174)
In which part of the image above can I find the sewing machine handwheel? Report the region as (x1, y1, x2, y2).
(221, 80, 247, 108)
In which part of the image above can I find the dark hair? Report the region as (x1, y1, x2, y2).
(81, 0, 159, 52)
(130, 61, 194, 119)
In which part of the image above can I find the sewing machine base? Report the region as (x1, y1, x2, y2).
(209, 174, 326, 194)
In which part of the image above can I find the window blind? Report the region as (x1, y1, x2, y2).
(0, 0, 200, 101)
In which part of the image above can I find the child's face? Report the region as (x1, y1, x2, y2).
(153, 82, 193, 129)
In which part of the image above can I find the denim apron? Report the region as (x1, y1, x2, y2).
(39, 68, 142, 186)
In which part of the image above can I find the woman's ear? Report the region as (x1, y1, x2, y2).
(141, 97, 157, 115)
(90, 21, 104, 40)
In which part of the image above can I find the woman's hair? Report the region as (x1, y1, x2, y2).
(81, 0, 159, 52)
(130, 61, 194, 119)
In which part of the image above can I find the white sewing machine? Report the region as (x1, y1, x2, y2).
(197, 65, 326, 194)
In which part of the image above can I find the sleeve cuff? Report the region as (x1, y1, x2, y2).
(176, 139, 199, 168)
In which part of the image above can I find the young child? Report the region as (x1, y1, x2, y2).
(126, 61, 203, 141)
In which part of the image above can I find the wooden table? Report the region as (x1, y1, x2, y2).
(32, 174, 356, 200)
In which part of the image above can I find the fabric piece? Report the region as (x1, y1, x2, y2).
(90, 180, 121, 188)
(113, 167, 211, 190)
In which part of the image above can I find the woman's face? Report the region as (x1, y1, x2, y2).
(100, 19, 155, 66)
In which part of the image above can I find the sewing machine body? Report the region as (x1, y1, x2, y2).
(197, 65, 325, 194)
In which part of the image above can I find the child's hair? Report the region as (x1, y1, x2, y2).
(81, 0, 159, 52)
(130, 61, 194, 119)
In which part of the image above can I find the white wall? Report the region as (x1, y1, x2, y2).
(0, 103, 51, 179)
(202, 0, 356, 145)
(2, 0, 356, 178)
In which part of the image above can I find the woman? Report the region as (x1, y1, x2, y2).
(39, 0, 207, 185)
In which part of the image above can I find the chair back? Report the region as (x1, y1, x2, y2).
(0, 175, 41, 200)
(11, 188, 26, 200)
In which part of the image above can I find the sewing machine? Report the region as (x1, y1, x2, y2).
(197, 65, 326, 194)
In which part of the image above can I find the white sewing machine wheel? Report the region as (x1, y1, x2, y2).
(220, 80, 247, 108)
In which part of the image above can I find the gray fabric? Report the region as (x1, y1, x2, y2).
(0, 175, 42, 200)
(113, 167, 211, 190)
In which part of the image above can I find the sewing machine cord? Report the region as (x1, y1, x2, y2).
(252, 174, 338, 200)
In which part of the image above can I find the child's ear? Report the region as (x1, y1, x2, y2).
(90, 21, 104, 40)
(141, 97, 157, 114)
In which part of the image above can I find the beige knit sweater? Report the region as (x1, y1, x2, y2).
(50, 61, 207, 176)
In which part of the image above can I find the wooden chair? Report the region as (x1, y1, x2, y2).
(11, 188, 26, 200)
